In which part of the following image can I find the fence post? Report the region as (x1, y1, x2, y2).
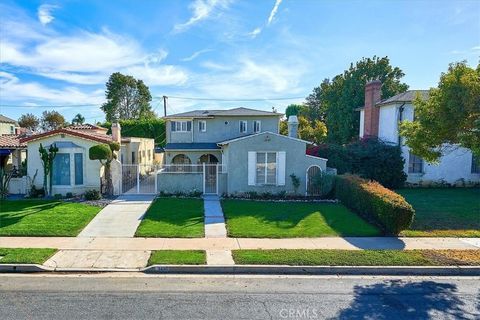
(154, 164, 158, 194)
(216, 163, 219, 195)
(202, 162, 206, 194)
(136, 165, 140, 194)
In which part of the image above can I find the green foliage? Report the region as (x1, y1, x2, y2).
(41, 110, 66, 131)
(0, 167, 13, 199)
(311, 138, 406, 189)
(71, 113, 85, 125)
(65, 192, 74, 198)
(18, 113, 40, 132)
(101, 118, 166, 146)
(285, 104, 306, 119)
(280, 116, 327, 144)
(89, 144, 112, 162)
(311, 171, 335, 198)
(54, 193, 63, 200)
(305, 56, 408, 144)
(335, 174, 415, 235)
(84, 189, 101, 200)
(290, 173, 300, 194)
(400, 61, 480, 162)
(101, 72, 155, 122)
(38, 143, 58, 196)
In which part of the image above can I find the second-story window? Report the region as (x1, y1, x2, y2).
(239, 120, 247, 133)
(253, 120, 261, 133)
(199, 120, 206, 132)
(171, 121, 192, 132)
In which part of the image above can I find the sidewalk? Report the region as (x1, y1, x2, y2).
(1, 236, 479, 251)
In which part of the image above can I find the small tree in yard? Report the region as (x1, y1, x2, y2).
(89, 142, 120, 196)
(39, 143, 58, 197)
(290, 174, 301, 194)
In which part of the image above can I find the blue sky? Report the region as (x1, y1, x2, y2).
(0, 0, 478, 123)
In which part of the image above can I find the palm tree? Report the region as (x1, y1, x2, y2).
(72, 113, 85, 125)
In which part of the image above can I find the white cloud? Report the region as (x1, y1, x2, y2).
(267, 0, 282, 25)
(472, 45, 480, 51)
(248, 27, 262, 38)
(173, 0, 231, 32)
(0, 72, 104, 104)
(37, 4, 58, 26)
(181, 49, 213, 61)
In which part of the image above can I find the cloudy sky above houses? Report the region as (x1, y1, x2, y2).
(0, 0, 478, 123)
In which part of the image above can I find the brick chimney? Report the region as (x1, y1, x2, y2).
(288, 115, 299, 138)
(111, 122, 121, 144)
(363, 80, 382, 137)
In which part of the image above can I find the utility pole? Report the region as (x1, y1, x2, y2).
(163, 96, 168, 117)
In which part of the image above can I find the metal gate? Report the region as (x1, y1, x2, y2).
(121, 164, 157, 194)
(203, 164, 218, 194)
(306, 165, 322, 196)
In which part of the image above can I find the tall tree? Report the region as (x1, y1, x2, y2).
(41, 110, 66, 131)
(306, 56, 408, 144)
(400, 61, 480, 162)
(18, 113, 40, 132)
(285, 104, 306, 119)
(279, 116, 327, 145)
(71, 113, 85, 125)
(101, 72, 155, 122)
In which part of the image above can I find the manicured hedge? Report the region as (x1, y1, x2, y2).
(335, 174, 414, 235)
(101, 118, 166, 146)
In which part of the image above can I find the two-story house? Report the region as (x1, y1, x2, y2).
(159, 107, 328, 195)
(358, 80, 480, 186)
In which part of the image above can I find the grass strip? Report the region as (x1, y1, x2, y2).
(0, 248, 57, 264)
(148, 250, 206, 265)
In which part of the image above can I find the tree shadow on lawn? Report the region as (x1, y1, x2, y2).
(335, 280, 476, 319)
(0, 200, 60, 229)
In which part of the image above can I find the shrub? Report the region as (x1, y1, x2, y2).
(65, 192, 74, 198)
(84, 189, 101, 200)
(290, 174, 300, 194)
(54, 193, 63, 200)
(335, 174, 414, 235)
(101, 118, 166, 146)
(308, 138, 406, 189)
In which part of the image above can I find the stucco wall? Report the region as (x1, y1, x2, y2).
(0, 122, 16, 135)
(359, 110, 364, 138)
(166, 116, 281, 143)
(224, 133, 327, 195)
(26, 134, 102, 195)
(164, 150, 222, 164)
(157, 172, 203, 194)
(378, 104, 399, 143)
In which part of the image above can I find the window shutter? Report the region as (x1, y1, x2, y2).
(248, 151, 256, 186)
(171, 121, 176, 132)
(187, 121, 192, 131)
(277, 151, 286, 186)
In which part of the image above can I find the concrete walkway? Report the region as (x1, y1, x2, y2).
(203, 195, 227, 238)
(44, 194, 154, 269)
(2, 236, 479, 251)
(78, 194, 154, 238)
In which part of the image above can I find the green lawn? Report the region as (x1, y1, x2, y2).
(222, 200, 381, 238)
(0, 248, 57, 264)
(135, 198, 204, 238)
(232, 249, 480, 266)
(397, 188, 480, 237)
(0, 200, 101, 236)
(148, 250, 206, 265)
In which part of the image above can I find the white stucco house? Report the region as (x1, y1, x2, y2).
(21, 123, 155, 195)
(358, 80, 479, 186)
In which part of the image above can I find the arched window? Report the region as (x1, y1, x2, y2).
(172, 154, 191, 164)
(198, 154, 219, 164)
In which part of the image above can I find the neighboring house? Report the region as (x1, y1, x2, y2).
(159, 107, 328, 195)
(358, 80, 479, 185)
(21, 123, 155, 195)
(0, 114, 18, 135)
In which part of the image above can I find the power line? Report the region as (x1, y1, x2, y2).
(154, 95, 305, 102)
(0, 103, 101, 108)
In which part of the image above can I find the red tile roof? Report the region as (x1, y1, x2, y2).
(0, 134, 27, 149)
(67, 124, 108, 131)
(20, 128, 113, 144)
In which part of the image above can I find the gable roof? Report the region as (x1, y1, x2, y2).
(0, 114, 17, 124)
(218, 131, 313, 146)
(376, 90, 429, 107)
(164, 107, 283, 119)
(20, 128, 113, 144)
(0, 134, 26, 149)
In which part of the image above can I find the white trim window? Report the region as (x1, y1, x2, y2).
(171, 121, 192, 132)
(199, 120, 207, 132)
(239, 120, 247, 133)
(253, 120, 261, 133)
(408, 152, 423, 174)
(255, 152, 277, 185)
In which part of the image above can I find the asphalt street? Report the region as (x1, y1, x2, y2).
(0, 273, 479, 319)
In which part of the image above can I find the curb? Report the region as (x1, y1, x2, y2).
(1, 264, 480, 276)
(143, 265, 480, 276)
